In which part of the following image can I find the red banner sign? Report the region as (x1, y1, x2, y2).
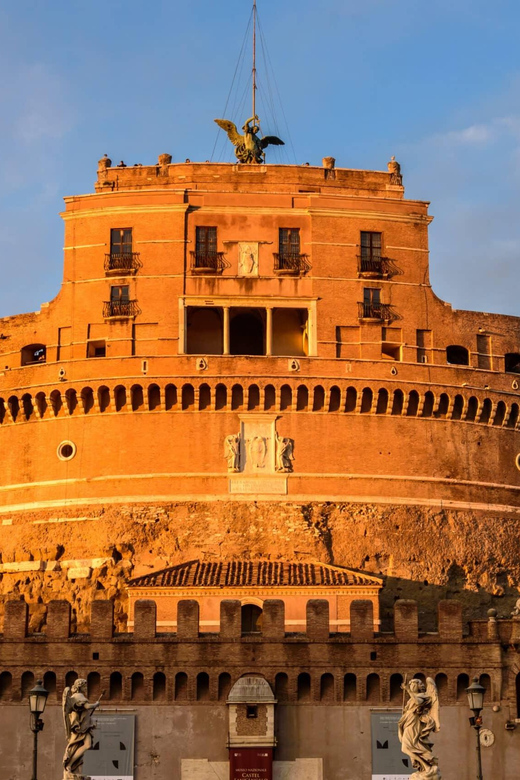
(229, 748, 273, 780)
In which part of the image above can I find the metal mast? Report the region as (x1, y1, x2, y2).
(252, 0, 257, 119)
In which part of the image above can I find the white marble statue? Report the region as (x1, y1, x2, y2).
(247, 435, 268, 469)
(275, 433, 294, 472)
(225, 433, 241, 472)
(398, 677, 441, 780)
(62, 678, 101, 779)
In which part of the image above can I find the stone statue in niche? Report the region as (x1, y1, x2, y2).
(238, 242, 259, 276)
(62, 678, 102, 778)
(246, 436, 268, 469)
(225, 434, 241, 472)
(275, 433, 294, 473)
(398, 677, 441, 779)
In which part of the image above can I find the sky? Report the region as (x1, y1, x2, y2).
(0, 0, 519, 318)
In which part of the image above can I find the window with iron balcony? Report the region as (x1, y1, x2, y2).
(358, 231, 390, 278)
(191, 227, 226, 274)
(273, 228, 310, 276)
(104, 285, 140, 319)
(105, 228, 141, 275)
(358, 288, 393, 322)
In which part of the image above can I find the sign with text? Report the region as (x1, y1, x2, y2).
(82, 713, 135, 780)
(371, 712, 412, 780)
(230, 748, 273, 780)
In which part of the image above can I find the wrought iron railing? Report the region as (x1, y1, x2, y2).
(103, 300, 141, 318)
(190, 251, 227, 273)
(357, 301, 394, 321)
(104, 252, 141, 274)
(358, 255, 391, 277)
(273, 252, 311, 275)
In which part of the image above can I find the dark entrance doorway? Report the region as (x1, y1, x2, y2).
(230, 309, 265, 355)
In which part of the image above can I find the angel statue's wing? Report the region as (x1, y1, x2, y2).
(62, 686, 73, 739)
(260, 136, 285, 149)
(214, 119, 242, 146)
(426, 677, 440, 732)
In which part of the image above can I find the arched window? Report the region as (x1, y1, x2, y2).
(248, 384, 260, 411)
(196, 672, 210, 701)
(21, 344, 46, 366)
(148, 384, 161, 411)
(218, 673, 232, 701)
(88, 672, 101, 700)
(313, 386, 325, 411)
(49, 390, 63, 417)
(391, 389, 404, 415)
(98, 386, 110, 413)
(215, 383, 227, 411)
(275, 673, 289, 702)
(320, 673, 335, 702)
(480, 398, 492, 424)
(360, 387, 373, 414)
(406, 390, 419, 417)
(43, 671, 57, 700)
(0, 398, 5, 424)
(297, 673, 311, 702)
(114, 385, 126, 412)
(165, 384, 177, 410)
(493, 401, 506, 426)
(21, 671, 34, 699)
(422, 391, 434, 417)
(366, 673, 380, 703)
(35, 392, 48, 418)
(436, 393, 449, 418)
(131, 385, 144, 411)
(435, 673, 448, 700)
(390, 673, 403, 703)
(8, 395, 19, 422)
(80, 388, 94, 414)
(199, 383, 211, 411)
(479, 674, 491, 701)
(109, 672, 122, 700)
(21, 393, 34, 421)
(65, 389, 77, 415)
(241, 604, 263, 635)
(376, 388, 388, 414)
(457, 673, 469, 701)
(507, 403, 519, 429)
(65, 671, 78, 689)
(175, 672, 188, 701)
(264, 385, 276, 411)
(182, 384, 195, 411)
(505, 353, 520, 374)
(131, 672, 145, 701)
(345, 387, 357, 413)
(466, 396, 479, 422)
(452, 394, 464, 420)
(413, 673, 426, 685)
(153, 672, 166, 701)
(343, 673, 356, 702)
(447, 345, 469, 366)
(328, 386, 341, 412)
(231, 384, 244, 411)
(0, 672, 12, 700)
(280, 385, 292, 411)
(296, 385, 308, 411)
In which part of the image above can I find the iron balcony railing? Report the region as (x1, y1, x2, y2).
(190, 251, 227, 274)
(104, 252, 141, 274)
(358, 301, 394, 321)
(273, 252, 311, 275)
(103, 300, 141, 318)
(358, 255, 391, 277)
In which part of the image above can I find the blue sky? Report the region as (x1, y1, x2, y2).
(0, 0, 519, 317)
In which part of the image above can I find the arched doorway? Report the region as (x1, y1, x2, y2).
(241, 604, 263, 635)
(230, 310, 265, 355)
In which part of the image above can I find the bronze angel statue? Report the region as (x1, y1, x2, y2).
(398, 677, 441, 779)
(62, 678, 102, 778)
(214, 115, 284, 163)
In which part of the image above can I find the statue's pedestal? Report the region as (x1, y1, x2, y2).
(63, 773, 91, 780)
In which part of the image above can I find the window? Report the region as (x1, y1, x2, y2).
(241, 604, 263, 634)
(279, 228, 301, 258)
(246, 705, 258, 719)
(196, 226, 217, 259)
(364, 288, 381, 306)
(21, 344, 46, 366)
(446, 345, 469, 366)
(87, 340, 106, 358)
(360, 231, 382, 261)
(505, 353, 520, 374)
(111, 285, 130, 303)
(110, 228, 132, 256)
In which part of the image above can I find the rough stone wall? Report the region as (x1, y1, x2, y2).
(1, 501, 520, 632)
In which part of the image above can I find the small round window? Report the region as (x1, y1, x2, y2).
(57, 441, 76, 461)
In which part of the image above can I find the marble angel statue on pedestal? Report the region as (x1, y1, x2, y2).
(398, 677, 441, 780)
(62, 678, 102, 779)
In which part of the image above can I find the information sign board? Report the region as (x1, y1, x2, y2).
(371, 711, 412, 780)
(82, 713, 135, 780)
(229, 747, 273, 780)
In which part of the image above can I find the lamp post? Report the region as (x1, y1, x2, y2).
(466, 676, 485, 780)
(28, 680, 48, 780)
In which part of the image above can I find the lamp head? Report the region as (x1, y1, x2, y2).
(28, 680, 49, 718)
(466, 676, 485, 716)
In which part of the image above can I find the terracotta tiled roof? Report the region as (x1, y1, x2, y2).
(129, 560, 382, 588)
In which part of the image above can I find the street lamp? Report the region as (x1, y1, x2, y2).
(28, 680, 48, 780)
(466, 676, 486, 780)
